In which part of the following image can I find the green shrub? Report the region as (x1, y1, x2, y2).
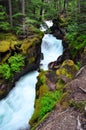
(0, 63, 11, 79)
(30, 90, 62, 126)
(8, 53, 25, 72)
(76, 61, 81, 69)
(65, 21, 86, 59)
(66, 21, 86, 50)
(39, 90, 62, 119)
(0, 53, 25, 80)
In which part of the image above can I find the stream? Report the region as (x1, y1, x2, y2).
(0, 23, 63, 130)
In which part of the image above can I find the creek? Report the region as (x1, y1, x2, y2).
(0, 24, 63, 130)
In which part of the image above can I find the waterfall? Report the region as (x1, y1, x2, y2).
(40, 34, 63, 70)
(0, 25, 63, 130)
(40, 20, 53, 31)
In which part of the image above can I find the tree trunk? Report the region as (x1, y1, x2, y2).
(22, 0, 25, 15)
(22, 0, 25, 33)
(64, 0, 68, 11)
(39, 0, 44, 21)
(8, 0, 13, 28)
(77, 0, 86, 34)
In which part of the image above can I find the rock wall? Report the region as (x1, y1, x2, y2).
(35, 65, 86, 130)
(0, 33, 43, 99)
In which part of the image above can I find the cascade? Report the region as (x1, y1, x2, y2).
(40, 20, 53, 31)
(0, 22, 63, 130)
(40, 34, 63, 70)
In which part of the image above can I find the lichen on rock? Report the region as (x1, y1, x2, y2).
(56, 60, 79, 83)
(0, 40, 10, 52)
(0, 32, 43, 99)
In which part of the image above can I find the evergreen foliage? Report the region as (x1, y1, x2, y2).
(0, 5, 10, 31)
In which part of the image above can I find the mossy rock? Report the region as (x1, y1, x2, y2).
(56, 60, 79, 83)
(10, 40, 21, 50)
(30, 71, 50, 126)
(56, 79, 65, 90)
(37, 85, 49, 98)
(28, 57, 35, 64)
(0, 33, 21, 52)
(29, 99, 41, 126)
(69, 100, 86, 112)
(36, 71, 47, 89)
(36, 71, 49, 98)
(0, 33, 17, 41)
(59, 17, 68, 27)
(30, 69, 63, 128)
(20, 35, 42, 54)
(0, 41, 10, 52)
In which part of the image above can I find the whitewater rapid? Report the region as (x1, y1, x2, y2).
(0, 71, 39, 130)
(0, 33, 63, 130)
(41, 34, 63, 70)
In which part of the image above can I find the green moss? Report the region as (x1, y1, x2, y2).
(0, 40, 10, 52)
(36, 71, 47, 89)
(56, 79, 65, 90)
(69, 101, 86, 112)
(28, 57, 35, 64)
(56, 60, 79, 82)
(20, 35, 42, 54)
(0, 33, 17, 41)
(62, 60, 74, 67)
(56, 67, 73, 80)
(38, 85, 49, 98)
(30, 69, 63, 128)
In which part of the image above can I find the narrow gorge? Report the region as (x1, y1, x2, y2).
(0, 25, 63, 130)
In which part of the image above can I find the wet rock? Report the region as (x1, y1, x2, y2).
(50, 18, 66, 39)
(56, 60, 79, 83)
(48, 49, 72, 70)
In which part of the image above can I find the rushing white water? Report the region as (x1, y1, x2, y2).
(0, 71, 39, 130)
(0, 25, 63, 130)
(40, 34, 63, 70)
(40, 20, 53, 31)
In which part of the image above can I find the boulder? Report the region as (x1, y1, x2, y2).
(66, 65, 86, 102)
(56, 60, 79, 83)
(81, 47, 86, 66)
(35, 66, 86, 130)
